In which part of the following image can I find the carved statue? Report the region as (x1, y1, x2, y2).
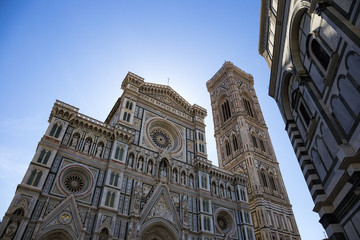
(128, 154, 134, 167)
(148, 161, 153, 174)
(159, 161, 167, 177)
(104, 148, 110, 159)
(70, 135, 79, 149)
(138, 158, 143, 171)
(189, 176, 194, 187)
(181, 173, 185, 185)
(96, 145, 103, 158)
(83, 140, 91, 153)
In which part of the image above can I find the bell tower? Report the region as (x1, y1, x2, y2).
(207, 62, 301, 240)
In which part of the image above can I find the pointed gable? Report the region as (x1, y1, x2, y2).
(140, 184, 181, 231)
(36, 195, 82, 239)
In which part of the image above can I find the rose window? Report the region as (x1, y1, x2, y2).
(58, 164, 94, 197)
(215, 210, 235, 234)
(64, 174, 85, 193)
(217, 215, 228, 231)
(146, 119, 182, 153)
(149, 128, 173, 149)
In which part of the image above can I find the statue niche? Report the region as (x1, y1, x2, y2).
(159, 159, 168, 178)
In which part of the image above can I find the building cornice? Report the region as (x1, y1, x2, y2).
(206, 61, 254, 92)
(51, 100, 135, 142)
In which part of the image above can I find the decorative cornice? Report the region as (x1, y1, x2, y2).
(117, 71, 207, 118)
(51, 100, 135, 142)
(121, 71, 144, 90)
(206, 61, 254, 92)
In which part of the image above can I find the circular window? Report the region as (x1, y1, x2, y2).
(217, 215, 228, 231)
(59, 212, 72, 225)
(58, 164, 94, 197)
(215, 210, 235, 235)
(150, 128, 173, 149)
(146, 119, 182, 152)
(64, 174, 85, 193)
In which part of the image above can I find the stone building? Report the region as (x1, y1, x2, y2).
(0, 64, 300, 240)
(207, 62, 300, 240)
(0, 72, 254, 240)
(259, 0, 360, 239)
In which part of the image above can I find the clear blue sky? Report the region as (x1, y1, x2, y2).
(0, 1, 325, 239)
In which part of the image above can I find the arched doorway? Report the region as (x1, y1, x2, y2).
(140, 224, 177, 240)
(38, 230, 73, 240)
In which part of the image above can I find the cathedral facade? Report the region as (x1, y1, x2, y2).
(1, 64, 299, 240)
(259, 0, 360, 239)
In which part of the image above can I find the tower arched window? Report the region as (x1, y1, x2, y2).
(110, 192, 115, 207)
(114, 173, 119, 186)
(49, 123, 58, 136)
(50, 123, 62, 138)
(225, 141, 232, 156)
(125, 100, 133, 110)
(252, 135, 258, 148)
(232, 135, 239, 151)
(201, 173, 208, 189)
(43, 151, 51, 164)
(260, 171, 268, 188)
(37, 149, 46, 163)
(259, 139, 266, 152)
(269, 174, 277, 191)
(105, 191, 111, 206)
(243, 99, 255, 118)
(110, 172, 115, 185)
(221, 100, 232, 122)
(27, 169, 42, 187)
(115, 145, 124, 160)
(27, 169, 37, 185)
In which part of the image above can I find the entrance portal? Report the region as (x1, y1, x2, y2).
(141, 224, 177, 240)
(38, 230, 73, 240)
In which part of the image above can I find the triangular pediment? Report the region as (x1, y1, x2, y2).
(37, 195, 82, 239)
(139, 83, 193, 115)
(140, 184, 181, 230)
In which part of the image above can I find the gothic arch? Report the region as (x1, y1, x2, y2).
(218, 93, 232, 122)
(140, 220, 179, 240)
(127, 150, 136, 168)
(172, 167, 178, 183)
(188, 171, 195, 187)
(48, 119, 65, 138)
(38, 229, 74, 240)
(158, 158, 170, 178)
(180, 169, 187, 185)
(146, 157, 154, 175)
(137, 154, 145, 171)
(69, 130, 81, 149)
